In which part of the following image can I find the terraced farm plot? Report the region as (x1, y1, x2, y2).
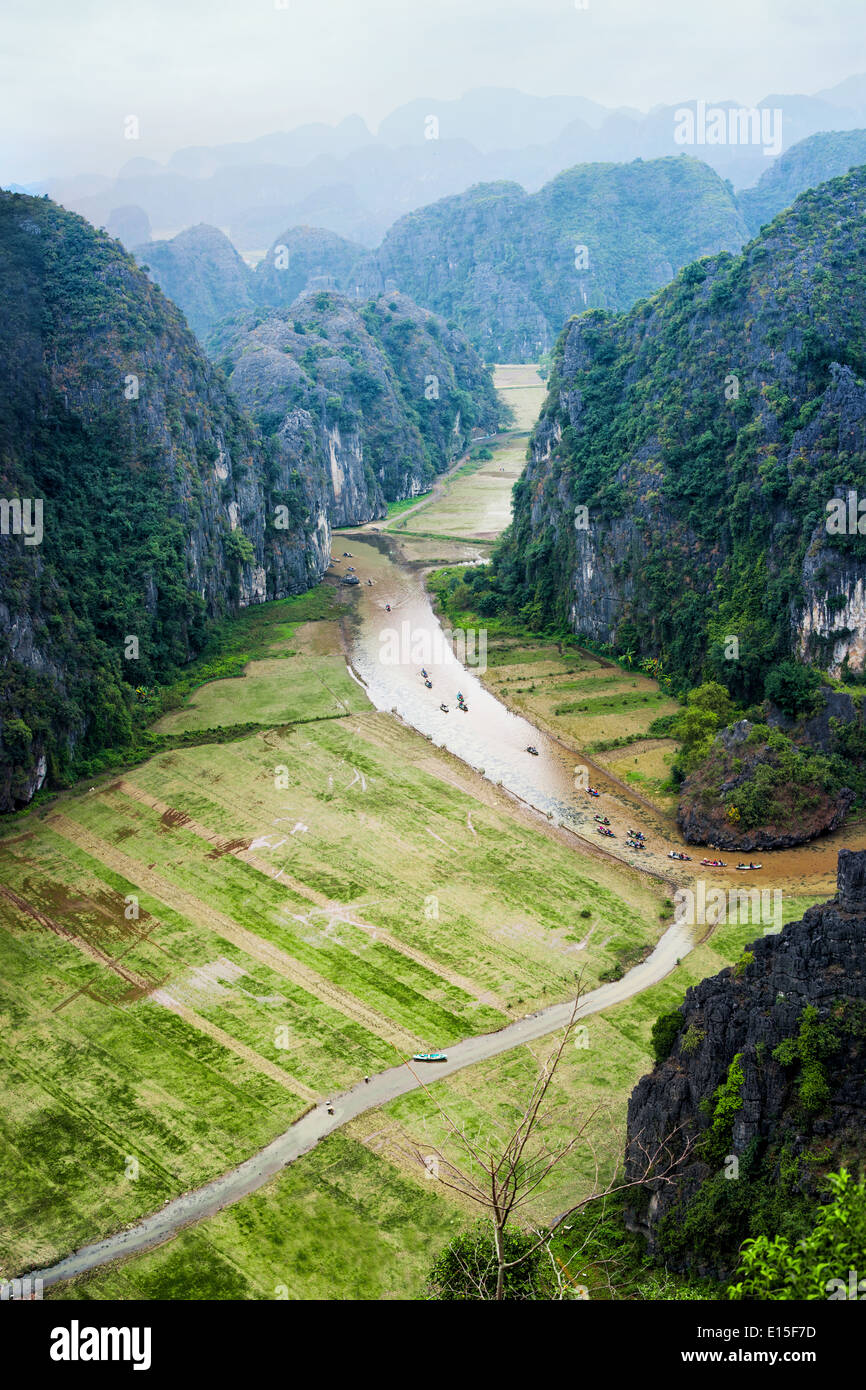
(390, 438, 525, 540)
(385, 363, 543, 545)
(596, 741, 680, 814)
(493, 363, 548, 431)
(487, 648, 679, 754)
(47, 1134, 462, 1301)
(0, 709, 665, 1276)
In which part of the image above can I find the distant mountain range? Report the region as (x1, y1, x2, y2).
(28, 78, 866, 250)
(134, 120, 866, 364)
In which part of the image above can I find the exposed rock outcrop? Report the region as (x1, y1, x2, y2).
(625, 849, 866, 1275)
(677, 716, 856, 850)
(136, 224, 257, 340)
(492, 165, 866, 694)
(373, 157, 748, 360)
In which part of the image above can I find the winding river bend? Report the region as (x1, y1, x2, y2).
(342, 531, 678, 868)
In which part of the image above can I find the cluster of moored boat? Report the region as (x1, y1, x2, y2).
(417, 650, 768, 871)
(580, 787, 765, 868)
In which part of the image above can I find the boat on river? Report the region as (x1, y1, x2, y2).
(412, 1052, 447, 1063)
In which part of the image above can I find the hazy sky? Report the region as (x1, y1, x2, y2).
(3, 0, 865, 183)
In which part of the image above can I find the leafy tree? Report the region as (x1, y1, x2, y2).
(651, 1009, 683, 1065)
(773, 1005, 839, 1114)
(702, 1053, 745, 1166)
(686, 680, 735, 724)
(764, 660, 823, 719)
(728, 1170, 866, 1300)
(673, 705, 721, 772)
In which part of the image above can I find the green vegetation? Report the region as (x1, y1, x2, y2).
(671, 682, 735, 773)
(0, 191, 311, 810)
(656, 1138, 813, 1271)
(426, 1223, 546, 1300)
(763, 660, 823, 719)
(38, 882, 821, 1299)
(425, 1201, 719, 1301)
(0, 684, 666, 1274)
(773, 1005, 839, 1114)
(702, 1053, 745, 1166)
(469, 165, 866, 747)
(48, 1134, 461, 1301)
(684, 722, 854, 832)
(376, 157, 746, 359)
(740, 128, 866, 234)
(728, 1169, 866, 1299)
(213, 289, 501, 520)
(650, 1009, 683, 1064)
(386, 493, 430, 519)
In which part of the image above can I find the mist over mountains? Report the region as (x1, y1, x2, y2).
(131, 130, 866, 365)
(32, 78, 866, 251)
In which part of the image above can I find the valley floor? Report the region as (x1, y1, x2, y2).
(0, 365, 831, 1299)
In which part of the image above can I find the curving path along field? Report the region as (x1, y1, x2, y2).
(33, 909, 692, 1288)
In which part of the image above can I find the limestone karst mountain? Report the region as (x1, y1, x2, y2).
(0, 192, 329, 810)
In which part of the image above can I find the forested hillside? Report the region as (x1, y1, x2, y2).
(132, 157, 749, 361)
(373, 157, 748, 359)
(137, 224, 257, 338)
(740, 128, 866, 233)
(478, 165, 866, 688)
(0, 193, 327, 810)
(461, 165, 866, 842)
(209, 290, 501, 525)
(627, 850, 866, 1278)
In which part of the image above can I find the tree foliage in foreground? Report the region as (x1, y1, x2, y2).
(728, 1170, 866, 1300)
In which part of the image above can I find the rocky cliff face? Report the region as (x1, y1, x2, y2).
(135, 224, 378, 341)
(0, 192, 327, 811)
(253, 224, 378, 310)
(209, 290, 500, 527)
(132, 157, 749, 363)
(624, 849, 866, 1275)
(498, 166, 866, 697)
